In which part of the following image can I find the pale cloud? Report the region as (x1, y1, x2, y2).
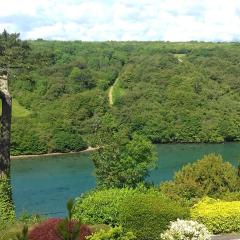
(0, 0, 240, 41)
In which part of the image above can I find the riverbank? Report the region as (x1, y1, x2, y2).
(10, 146, 98, 160)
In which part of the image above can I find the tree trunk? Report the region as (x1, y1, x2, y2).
(0, 72, 15, 224)
(0, 73, 12, 177)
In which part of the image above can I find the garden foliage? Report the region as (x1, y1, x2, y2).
(28, 218, 62, 240)
(28, 218, 93, 240)
(161, 219, 211, 240)
(0, 176, 16, 229)
(74, 187, 189, 240)
(15, 225, 29, 240)
(87, 226, 136, 240)
(191, 197, 240, 234)
(73, 187, 155, 225)
(118, 193, 189, 240)
(160, 154, 240, 203)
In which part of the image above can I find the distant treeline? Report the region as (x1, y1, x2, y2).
(3, 35, 240, 154)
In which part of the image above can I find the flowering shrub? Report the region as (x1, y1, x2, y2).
(191, 197, 240, 234)
(29, 218, 93, 240)
(161, 219, 211, 240)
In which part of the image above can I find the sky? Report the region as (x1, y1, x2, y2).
(0, 0, 240, 41)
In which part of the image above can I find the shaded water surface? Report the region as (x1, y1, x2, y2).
(11, 143, 240, 216)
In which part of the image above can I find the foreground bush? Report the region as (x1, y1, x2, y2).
(0, 176, 16, 229)
(118, 193, 189, 240)
(161, 219, 211, 240)
(191, 197, 240, 234)
(160, 154, 240, 203)
(87, 226, 136, 240)
(29, 218, 60, 240)
(28, 218, 93, 240)
(15, 225, 28, 240)
(73, 187, 161, 225)
(0, 213, 42, 240)
(0, 223, 26, 240)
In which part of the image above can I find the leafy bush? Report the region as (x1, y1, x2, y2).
(220, 191, 240, 201)
(18, 212, 43, 226)
(191, 197, 240, 234)
(0, 215, 42, 240)
(56, 199, 81, 240)
(29, 218, 62, 240)
(161, 219, 211, 240)
(56, 219, 81, 240)
(0, 224, 24, 240)
(118, 193, 189, 240)
(29, 218, 109, 240)
(80, 225, 95, 240)
(73, 187, 161, 226)
(87, 226, 136, 240)
(160, 154, 240, 203)
(0, 176, 16, 229)
(29, 218, 94, 240)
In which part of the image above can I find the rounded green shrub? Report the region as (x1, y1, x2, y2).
(118, 193, 189, 240)
(160, 154, 240, 203)
(73, 187, 159, 225)
(191, 197, 240, 234)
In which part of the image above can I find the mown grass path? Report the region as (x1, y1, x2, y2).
(108, 85, 114, 106)
(108, 78, 125, 106)
(108, 77, 121, 106)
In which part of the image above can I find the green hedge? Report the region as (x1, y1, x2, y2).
(73, 187, 158, 225)
(191, 197, 240, 234)
(119, 193, 189, 240)
(74, 188, 189, 239)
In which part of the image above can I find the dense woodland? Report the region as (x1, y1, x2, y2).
(3, 37, 240, 155)
(2, 31, 240, 240)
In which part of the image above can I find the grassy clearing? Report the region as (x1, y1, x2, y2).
(0, 99, 31, 117)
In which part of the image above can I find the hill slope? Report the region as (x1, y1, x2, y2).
(9, 41, 240, 154)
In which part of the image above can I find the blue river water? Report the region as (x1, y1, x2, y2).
(11, 143, 240, 216)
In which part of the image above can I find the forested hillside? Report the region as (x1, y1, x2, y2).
(7, 40, 240, 155)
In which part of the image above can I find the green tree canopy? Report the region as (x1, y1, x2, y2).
(0, 29, 30, 68)
(160, 154, 240, 202)
(92, 114, 157, 188)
